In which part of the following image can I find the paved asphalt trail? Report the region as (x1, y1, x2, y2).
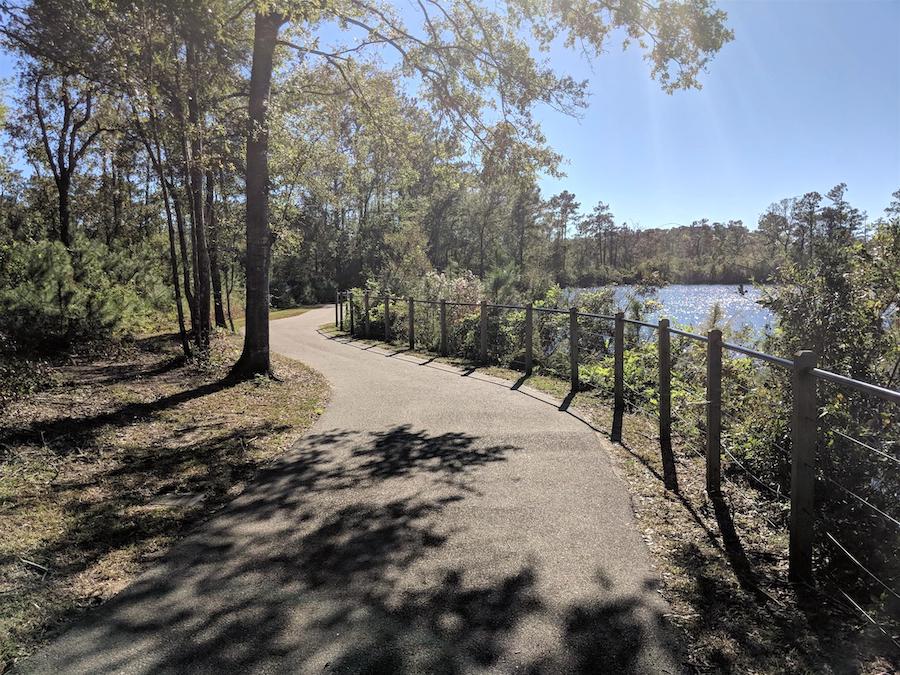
(22, 306, 676, 674)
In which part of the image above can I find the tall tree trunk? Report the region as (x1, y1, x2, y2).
(161, 173, 191, 357)
(231, 9, 285, 378)
(57, 175, 71, 247)
(111, 158, 122, 244)
(166, 168, 197, 337)
(225, 262, 236, 332)
(479, 223, 485, 278)
(186, 40, 212, 352)
(206, 169, 227, 328)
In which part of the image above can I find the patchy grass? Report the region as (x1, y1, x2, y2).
(327, 327, 896, 673)
(233, 306, 319, 329)
(0, 333, 328, 671)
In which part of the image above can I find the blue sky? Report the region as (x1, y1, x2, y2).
(535, 0, 900, 228)
(1, 1, 898, 229)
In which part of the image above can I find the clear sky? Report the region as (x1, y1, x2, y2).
(535, 0, 900, 228)
(1, 1, 898, 229)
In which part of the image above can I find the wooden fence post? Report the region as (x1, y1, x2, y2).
(569, 307, 579, 391)
(408, 297, 415, 350)
(789, 349, 817, 584)
(440, 300, 448, 356)
(706, 329, 723, 496)
(658, 318, 678, 491)
(384, 294, 390, 343)
(349, 291, 354, 335)
(525, 304, 533, 376)
(479, 300, 488, 364)
(612, 312, 625, 442)
(363, 291, 370, 337)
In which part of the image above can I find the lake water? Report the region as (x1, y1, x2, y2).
(573, 284, 775, 337)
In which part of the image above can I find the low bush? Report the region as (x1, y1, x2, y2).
(0, 236, 169, 352)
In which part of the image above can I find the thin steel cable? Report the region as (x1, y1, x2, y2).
(720, 445, 788, 502)
(834, 587, 900, 650)
(822, 531, 900, 602)
(818, 473, 900, 529)
(831, 429, 900, 467)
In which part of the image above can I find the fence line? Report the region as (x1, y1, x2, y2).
(334, 289, 899, 621)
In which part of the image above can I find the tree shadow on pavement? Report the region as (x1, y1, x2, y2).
(22, 425, 672, 674)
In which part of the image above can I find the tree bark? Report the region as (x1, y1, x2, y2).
(186, 39, 212, 352)
(231, 9, 285, 378)
(57, 175, 71, 247)
(161, 173, 191, 357)
(166, 167, 197, 337)
(206, 169, 227, 328)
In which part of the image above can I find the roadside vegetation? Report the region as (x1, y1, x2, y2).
(0, 332, 328, 670)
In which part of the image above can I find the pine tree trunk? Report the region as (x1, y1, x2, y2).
(206, 169, 227, 328)
(162, 176, 191, 358)
(167, 171, 197, 337)
(57, 175, 71, 247)
(231, 9, 285, 379)
(186, 39, 212, 352)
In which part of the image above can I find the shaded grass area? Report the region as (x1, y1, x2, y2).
(0, 333, 328, 671)
(233, 305, 320, 329)
(326, 326, 896, 673)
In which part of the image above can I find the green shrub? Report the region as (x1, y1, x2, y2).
(0, 236, 169, 351)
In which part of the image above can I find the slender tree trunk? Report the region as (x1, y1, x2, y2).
(479, 223, 485, 278)
(185, 40, 212, 351)
(206, 169, 227, 328)
(225, 262, 236, 332)
(231, 9, 285, 378)
(111, 159, 122, 244)
(161, 173, 191, 357)
(57, 175, 71, 247)
(166, 168, 197, 336)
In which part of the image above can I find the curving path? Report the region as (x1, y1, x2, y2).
(22, 306, 675, 674)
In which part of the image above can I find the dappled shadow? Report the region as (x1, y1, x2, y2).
(0, 378, 238, 455)
(527, 576, 670, 674)
(2, 336, 320, 669)
(356, 424, 517, 480)
(21, 424, 675, 673)
(64, 355, 186, 386)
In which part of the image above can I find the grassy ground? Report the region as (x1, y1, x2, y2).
(325, 326, 897, 674)
(0, 333, 329, 672)
(232, 305, 319, 329)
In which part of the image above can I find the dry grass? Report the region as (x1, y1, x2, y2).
(0, 333, 328, 672)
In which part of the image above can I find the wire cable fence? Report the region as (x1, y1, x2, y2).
(336, 289, 900, 643)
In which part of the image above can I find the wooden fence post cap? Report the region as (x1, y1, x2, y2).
(794, 350, 816, 369)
